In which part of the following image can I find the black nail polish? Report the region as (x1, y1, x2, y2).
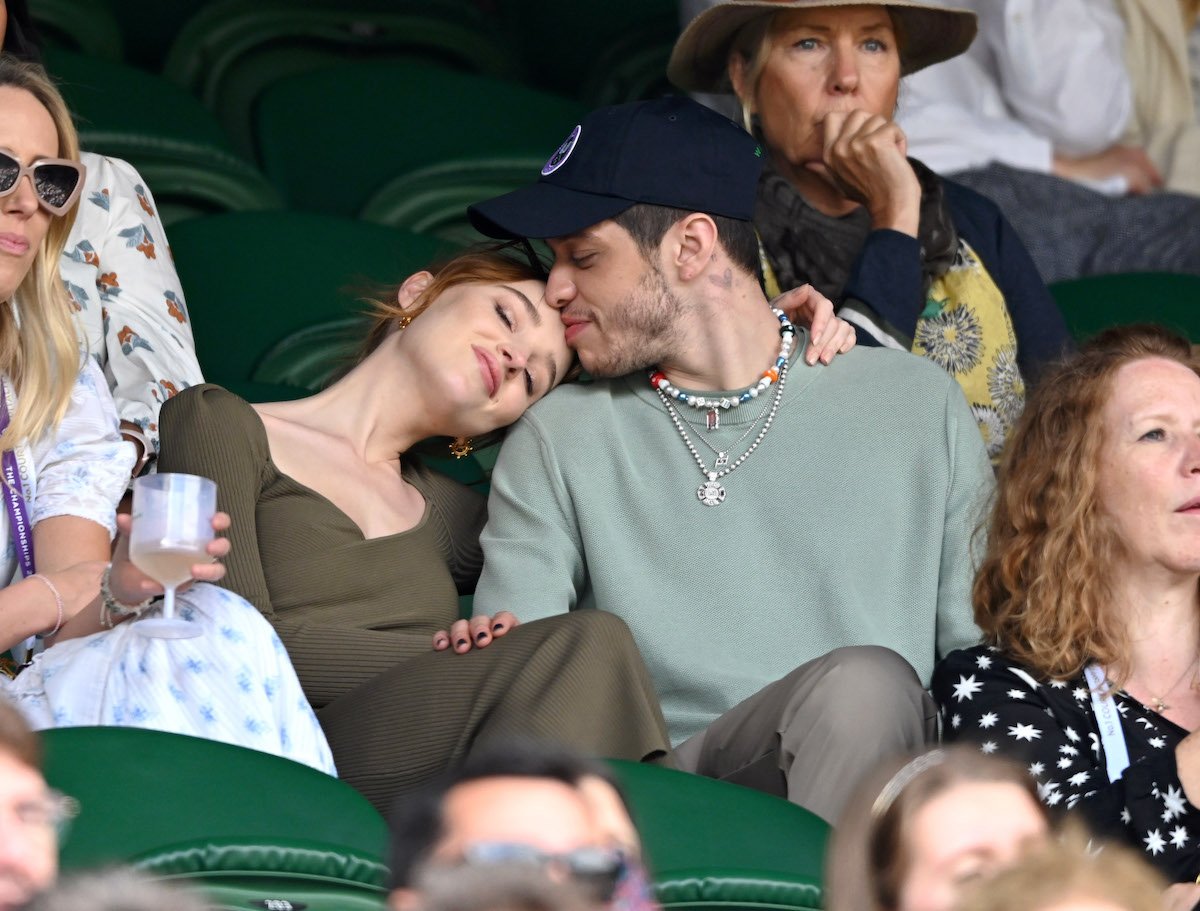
(493, 624, 506, 633)
(475, 631, 488, 642)
(456, 638, 467, 647)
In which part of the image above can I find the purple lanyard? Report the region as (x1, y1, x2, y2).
(0, 380, 35, 578)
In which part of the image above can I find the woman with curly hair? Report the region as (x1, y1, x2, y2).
(933, 323, 1200, 883)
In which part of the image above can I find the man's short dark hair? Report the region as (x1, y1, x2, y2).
(612, 204, 760, 277)
(387, 741, 628, 890)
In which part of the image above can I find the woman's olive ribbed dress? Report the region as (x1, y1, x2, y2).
(158, 385, 670, 813)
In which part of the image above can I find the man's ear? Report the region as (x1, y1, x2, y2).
(388, 887, 420, 911)
(396, 271, 435, 310)
(670, 213, 720, 283)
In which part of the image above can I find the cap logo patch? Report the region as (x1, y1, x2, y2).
(541, 125, 581, 176)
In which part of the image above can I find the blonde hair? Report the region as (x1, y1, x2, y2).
(726, 8, 908, 132)
(954, 823, 1165, 911)
(0, 55, 84, 451)
(826, 747, 1044, 911)
(973, 324, 1200, 687)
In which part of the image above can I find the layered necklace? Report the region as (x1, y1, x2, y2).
(650, 309, 795, 507)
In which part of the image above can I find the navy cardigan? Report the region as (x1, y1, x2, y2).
(841, 177, 1074, 386)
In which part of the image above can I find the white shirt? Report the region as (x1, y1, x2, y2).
(61, 153, 205, 455)
(0, 358, 134, 584)
(897, 0, 1133, 191)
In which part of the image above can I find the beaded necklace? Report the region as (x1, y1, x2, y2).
(656, 357, 789, 507)
(649, 308, 795, 430)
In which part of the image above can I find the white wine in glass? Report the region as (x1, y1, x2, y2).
(128, 473, 216, 639)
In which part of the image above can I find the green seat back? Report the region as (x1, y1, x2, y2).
(1049, 272, 1200, 344)
(168, 211, 454, 388)
(255, 60, 586, 217)
(361, 157, 546, 246)
(43, 47, 281, 224)
(495, 0, 678, 104)
(164, 0, 524, 160)
(28, 0, 124, 60)
(43, 726, 388, 911)
(608, 761, 828, 911)
(105, 0, 212, 70)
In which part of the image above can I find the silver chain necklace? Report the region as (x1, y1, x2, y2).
(680, 393, 774, 468)
(656, 359, 790, 506)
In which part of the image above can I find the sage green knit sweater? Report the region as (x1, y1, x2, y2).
(475, 344, 991, 745)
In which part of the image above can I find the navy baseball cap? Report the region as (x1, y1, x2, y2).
(468, 96, 765, 241)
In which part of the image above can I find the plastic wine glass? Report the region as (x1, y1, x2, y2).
(128, 473, 216, 639)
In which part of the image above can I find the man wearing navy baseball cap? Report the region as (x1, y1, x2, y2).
(450, 96, 991, 824)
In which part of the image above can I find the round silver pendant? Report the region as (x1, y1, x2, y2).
(697, 479, 726, 506)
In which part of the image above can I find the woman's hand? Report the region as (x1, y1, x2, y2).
(1052, 144, 1163, 195)
(107, 511, 232, 606)
(433, 611, 520, 653)
(810, 110, 921, 236)
(770, 284, 856, 365)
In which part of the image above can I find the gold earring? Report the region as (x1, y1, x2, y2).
(396, 314, 412, 330)
(449, 437, 473, 459)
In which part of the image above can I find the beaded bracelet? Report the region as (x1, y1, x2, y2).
(100, 563, 155, 629)
(30, 574, 64, 639)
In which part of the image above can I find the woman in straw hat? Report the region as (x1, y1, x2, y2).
(668, 0, 1073, 462)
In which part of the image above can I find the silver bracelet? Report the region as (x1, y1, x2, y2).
(30, 574, 64, 639)
(100, 563, 154, 628)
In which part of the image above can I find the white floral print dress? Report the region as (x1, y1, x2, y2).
(0, 360, 334, 775)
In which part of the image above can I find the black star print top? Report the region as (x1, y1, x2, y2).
(933, 644, 1200, 882)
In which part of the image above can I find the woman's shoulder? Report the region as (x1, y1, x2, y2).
(934, 173, 1008, 235)
(934, 644, 1085, 704)
(160, 385, 269, 453)
(165, 384, 255, 422)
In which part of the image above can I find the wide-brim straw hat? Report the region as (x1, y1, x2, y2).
(668, 0, 978, 93)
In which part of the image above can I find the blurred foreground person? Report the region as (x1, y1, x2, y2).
(825, 747, 1048, 911)
(953, 826, 1166, 911)
(388, 742, 654, 911)
(0, 700, 62, 911)
(23, 868, 213, 911)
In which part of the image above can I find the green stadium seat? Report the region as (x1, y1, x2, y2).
(43, 726, 389, 911)
(360, 158, 546, 246)
(163, 0, 525, 160)
(1049, 272, 1200, 344)
(104, 0, 212, 71)
(608, 761, 828, 911)
(254, 60, 586, 221)
(494, 0, 678, 105)
(43, 47, 281, 224)
(28, 0, 124, 61)
(167, 211, 454, 390)
(41, 726, 826, 911)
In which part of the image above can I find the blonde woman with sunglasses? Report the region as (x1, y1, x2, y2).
(0, 54, 334, 774)
(1, 0, 204, 479)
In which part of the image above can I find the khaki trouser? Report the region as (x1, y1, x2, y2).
(671, 646, 937, 825)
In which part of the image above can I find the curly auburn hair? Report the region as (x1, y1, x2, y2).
(973, 323, 1200, 684)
